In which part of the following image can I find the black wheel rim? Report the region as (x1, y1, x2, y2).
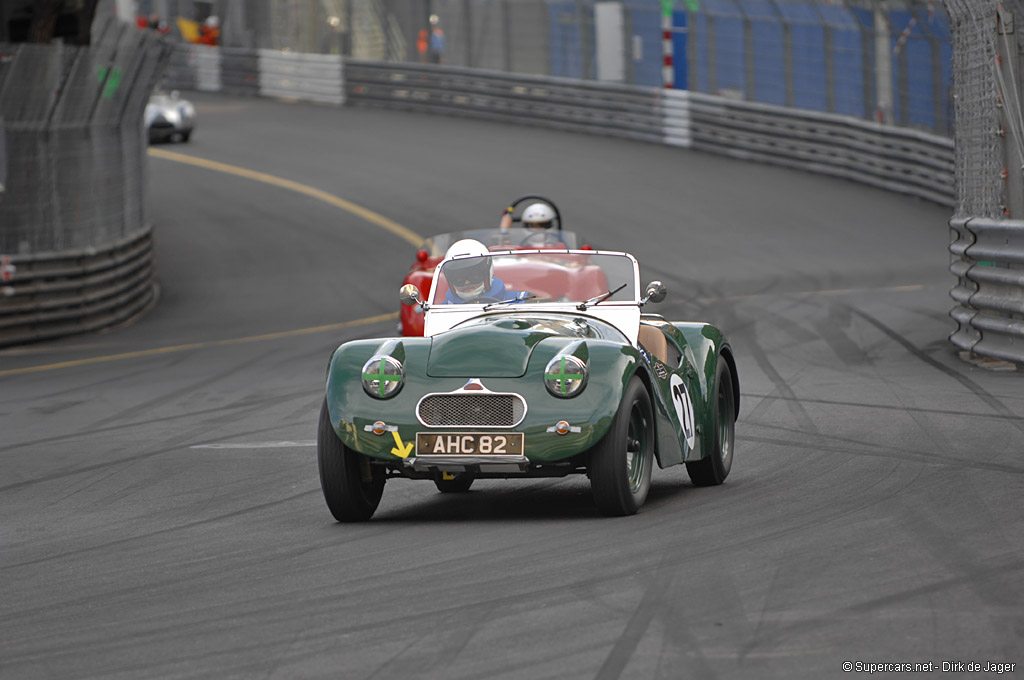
(625, 401, 648, 493)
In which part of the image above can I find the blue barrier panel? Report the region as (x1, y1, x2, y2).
(850, 7, 877, 118)
(624, 0, 664, 86)
(890, 9, 934, 129)
(776, 1, 826, 111)
(693, 9, 712, 92)
(739, 0, 785, 106)
(704, 0, 745, 96)
(927, 9, 954, 133)
(672, 9, 689, 90)
(819, 3, 866, 117)
(549, 2, 589, 79)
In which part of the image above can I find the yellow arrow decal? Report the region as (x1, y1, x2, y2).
(391, 431, 413, 458)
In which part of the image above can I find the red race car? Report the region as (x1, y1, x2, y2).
(399, 196, 589, 336)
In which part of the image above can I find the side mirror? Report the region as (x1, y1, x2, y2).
(400, 283, 422, 307)
(642, 280, 666, 305)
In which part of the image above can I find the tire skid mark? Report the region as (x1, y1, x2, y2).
(845, 305, 1024, 436)
(739, 392, 1024, 422)
(0, 387, 317, 459)
(595, 553, 677, 680)
(737, 559, 1024, 655)
(0, 403, 312, 495)
(812, 304, 874, 367)
(88, 348, 279, 430)
(739, 432, 1024, 475)
(363, 600, 496, 679)
(742, 333, 818, 435)
(45, 396, 295, 505)
(1, 488, 319, 571)
(3, 526, 402, 623)
(897, 501, 1023, 609)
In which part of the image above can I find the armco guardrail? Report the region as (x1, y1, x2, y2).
(0, 17, 168, 349)
(949, 217, 1024, 364)
(0, 227, 156, 347)
(685, 94, 956, 208)
(259, 50, 344, 104)
(345, 60, 663, 144)
(343, 61, 955, 207)
(163, 47, 954, 207)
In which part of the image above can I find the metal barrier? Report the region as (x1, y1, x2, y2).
(686, 92, 955, 206)
(949, 217, 1024, 364)
(345, 60, 663, 143)
(343, 61, 953, 206)
(260, 50, 344, 104)
(164, 49, 954, 208)
(0, 227, 156, 347)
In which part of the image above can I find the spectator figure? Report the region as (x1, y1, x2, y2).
(417, 28, 429, 62)
(429, 15, 444, 64)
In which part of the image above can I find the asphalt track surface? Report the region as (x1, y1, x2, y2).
(2, 92, 1022, 680)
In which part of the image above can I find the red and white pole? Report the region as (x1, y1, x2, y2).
(662, 13, 674, 89)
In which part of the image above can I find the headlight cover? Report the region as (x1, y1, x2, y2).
(362, 355, 404, 399)
(544, 355, 588, 398)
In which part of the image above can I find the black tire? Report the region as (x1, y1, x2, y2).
(686, 359, 735, 486)
(180, 130, 191, 142)
(434, 472, 475, 493)
(589, 375, 654, 516)
(317, 399, 385, 521)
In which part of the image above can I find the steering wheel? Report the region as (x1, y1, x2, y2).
(519, 230, 564, 247)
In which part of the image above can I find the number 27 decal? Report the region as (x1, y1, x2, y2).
(670, 374, 696, 451)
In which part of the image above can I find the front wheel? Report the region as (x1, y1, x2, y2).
(685, 359, 735, 486)
(318, 399, 386, 521)
(589, 376, 654, 516)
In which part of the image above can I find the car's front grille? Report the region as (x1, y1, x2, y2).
(417, 393, 527, 428)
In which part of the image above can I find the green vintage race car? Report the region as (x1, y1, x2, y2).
(318, 242, 739, 520)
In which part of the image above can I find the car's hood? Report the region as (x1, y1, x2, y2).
(425, 314, 602, 377)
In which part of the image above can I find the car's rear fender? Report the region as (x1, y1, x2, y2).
(671, 322, 738, 460)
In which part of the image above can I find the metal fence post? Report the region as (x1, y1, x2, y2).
(0, 117, 5, 205)
(998, 5, 1024, 218)
(780, 6, 794, 107)
(742, 7, 754, 100)
(874, 2, 893, 123)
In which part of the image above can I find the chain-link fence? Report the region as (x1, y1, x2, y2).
(209, 0, 952, 134)
(0, 15, 170, 346)
(0, 17, 169, 253)
(945, 0, 1024, 365)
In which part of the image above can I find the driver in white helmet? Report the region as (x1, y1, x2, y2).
(499, 202, 557, 230)
(442, 239, 530, 304)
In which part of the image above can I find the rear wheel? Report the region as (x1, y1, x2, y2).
(317, 399, 385, 521)
(686, 360, 735, 486)
(434, 472, 475, 493)
(589, 376, 654, 516)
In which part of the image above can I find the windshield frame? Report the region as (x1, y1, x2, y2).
(428, 249, 640, 307)
(423, 249, 643, 343)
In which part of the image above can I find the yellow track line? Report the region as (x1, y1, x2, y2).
(0, 312, 399, 377)
(1, 151, 423, 377)
(147, 148, 424, 247)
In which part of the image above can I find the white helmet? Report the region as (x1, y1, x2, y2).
(522, 203, 556, 229)
(444, 239, 493, 301)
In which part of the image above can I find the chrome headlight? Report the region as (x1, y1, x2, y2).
(361, 355, 404, 399)
(544, 355, 588, 398)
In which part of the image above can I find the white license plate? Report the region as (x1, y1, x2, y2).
(416, 432, 524, 455)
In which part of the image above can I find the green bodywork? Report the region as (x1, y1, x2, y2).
(325, 311, 737, 471)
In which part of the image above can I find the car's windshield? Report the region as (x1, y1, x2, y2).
(431, 251, 637, 306)
(423, 228, 578, 255)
